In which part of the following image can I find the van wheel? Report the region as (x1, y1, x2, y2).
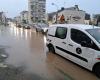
(48, 45, 55, 53)
(93, 64, 100, 78)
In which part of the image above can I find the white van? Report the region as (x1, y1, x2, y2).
(46, 24, 100, 77)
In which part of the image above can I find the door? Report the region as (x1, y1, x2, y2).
(68, 29, 96, 68)
(54, 27, 70, 58)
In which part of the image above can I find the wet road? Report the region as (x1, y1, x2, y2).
(0, 25, 99, 80)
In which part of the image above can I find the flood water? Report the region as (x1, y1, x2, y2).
(0, 25, 99, 80)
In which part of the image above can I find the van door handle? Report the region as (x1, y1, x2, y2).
(62, 42, 66, 44)
(68, 44, 73, 47)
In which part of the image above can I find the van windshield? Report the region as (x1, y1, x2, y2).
(86, 28, 100, 43)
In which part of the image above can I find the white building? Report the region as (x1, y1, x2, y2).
(28, 0, 46, 24)
(20, 11, 28, 24)
(52, 5, 90, 24)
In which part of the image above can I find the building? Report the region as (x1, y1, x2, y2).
(14, 16, 21, 24)
(7, 18, 13, 26)
(48, 5, 90, 24)
(93, 14, 100, 26)
(28, 0, 46, 24)
(20, 11, 28, 24)
(0, 12, 6, 25)
(47, 12, 56, 25)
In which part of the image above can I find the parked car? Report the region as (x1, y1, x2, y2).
(16, 23, 21, 28)
(24, 24, 31, 29)
(46, 24, 100, 78)
(35, 23, 49, 33)
(42, 26, 49, 33)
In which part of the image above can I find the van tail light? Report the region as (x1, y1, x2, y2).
(96, 58, 100, 60)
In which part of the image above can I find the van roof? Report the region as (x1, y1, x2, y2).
(50, 24, 100, 30)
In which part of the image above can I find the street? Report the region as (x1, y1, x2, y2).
(0, 25, 99, 80)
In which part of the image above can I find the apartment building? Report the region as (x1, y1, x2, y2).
(28, 0, 46, 24)
(20, 11, 28, 24)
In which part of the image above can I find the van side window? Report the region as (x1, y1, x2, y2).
(71, 29, 91, 44)
(71, 29, 100, 50)
(55, 27, 67, 39)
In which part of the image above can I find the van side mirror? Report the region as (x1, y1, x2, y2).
(81, 41, 88, 47)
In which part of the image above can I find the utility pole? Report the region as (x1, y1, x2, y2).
(52, 3, 59, 24)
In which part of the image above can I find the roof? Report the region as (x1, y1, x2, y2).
(65, 7, 77, 10)
(50, 24, 100, 30)
(57, 5, 84, 13)
(48, 5, 85, 18)
(20, 11, 28, 14)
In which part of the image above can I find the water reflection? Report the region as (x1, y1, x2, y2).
(20, 28, 23, 38)
(10, 26, 32, 40)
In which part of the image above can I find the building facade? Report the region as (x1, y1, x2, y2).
(49, 5, 90, 24)
(93, 14, 100, 26)
(20, 11, 28, 24)
(0, 12, 6, 25)
(14, 16, 21, 24)
(47, 12, 56, 25)
(28, 0, 46, 24)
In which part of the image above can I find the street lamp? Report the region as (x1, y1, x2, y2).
(52, 3, 58, 24)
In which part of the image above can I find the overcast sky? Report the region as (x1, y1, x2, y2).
(0, 0, 100, 18)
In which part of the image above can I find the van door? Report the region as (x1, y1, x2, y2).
(54, 27, 70, 58)
(69, 29, 96, 68)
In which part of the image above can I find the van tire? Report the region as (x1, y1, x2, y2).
(93, 64, 100, 78)
(48, 45, 55, 53)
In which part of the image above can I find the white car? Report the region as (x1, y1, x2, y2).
(35, 23, 49, 33)
(46, 24, 100, 77)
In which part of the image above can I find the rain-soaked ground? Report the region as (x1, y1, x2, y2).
(0, 24, 99, 80)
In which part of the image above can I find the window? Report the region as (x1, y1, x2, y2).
(86, 28, 100, 43)
(71, 29, 100, 50)
(71, 29, 91, 44)
(55, 27, 67, 39)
